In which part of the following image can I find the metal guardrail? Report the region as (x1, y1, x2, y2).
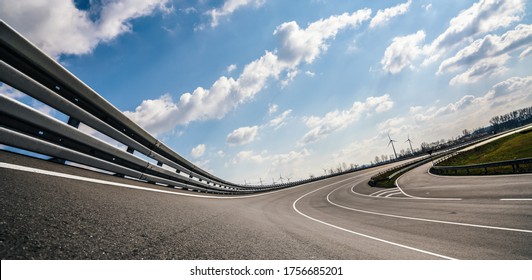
(0, 20, 296, 194)
(431, 157, 532, 175)
(0, 20, 424, 193)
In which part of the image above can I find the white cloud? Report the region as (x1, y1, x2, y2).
(207, 0, 265, 28)
(423, 3, 432, 11)
(369, 0, 412, 29)
(300, 94, 394, 145)
(422, 0, 525, 66)
(305, 71, 316, 77)
(448, 54, 510, 85)
(227, 64, 237, 73)
(0, 0, 171, 58)
(191, 144, 206, 158)
(226, 126, 259, 146)
(123, 93, 179, 137)
(231, 149, 311, 180)
(437, 24, 532, 84)
(0, 84, 26, 100)
(377, 117, 406, 131)
(414, 76, 532, 123)
(520, 46, 532, 59)
(380, 30, 426, 74)
(268, 109, 292, 129)
(126, 9, 371, 134)
(268, 103, 278, 115)
(274, 9, 371, 66)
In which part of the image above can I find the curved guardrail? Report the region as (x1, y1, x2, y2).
(0, 20, 293, 194)
(1, 20, 387, 194)
(431, 158, 532, 175)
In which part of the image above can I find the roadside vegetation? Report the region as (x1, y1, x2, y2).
(433, 127, 532, 175)
(438, 128, 532, 166)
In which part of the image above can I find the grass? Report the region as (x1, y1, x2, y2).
(439, 128, 532, 166)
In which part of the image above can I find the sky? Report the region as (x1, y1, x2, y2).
(1, 0, 531, 184)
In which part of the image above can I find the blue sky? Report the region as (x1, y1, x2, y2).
(1, 0, 531, 183)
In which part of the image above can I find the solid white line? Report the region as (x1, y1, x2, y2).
(395, 172, 462, 201)
(500, 198, 532, 201)
(292, 179, 457, 260)
(327, 187, 532, 234)
(0, 162, 303, 199)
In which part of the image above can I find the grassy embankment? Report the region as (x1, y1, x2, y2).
(436, 128, 532, 175)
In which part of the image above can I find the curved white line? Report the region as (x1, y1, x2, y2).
(351, 184, 414, 200)
(394, 172, 462, 201)
(327, 186, 532, 234)
(369, 189, 393, 196)
(292, 179, 456, 260)
(375, 189, 400, 197)
(385, 191, 402, 197)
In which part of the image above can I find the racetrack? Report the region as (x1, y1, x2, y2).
(1, 150, 531, 260)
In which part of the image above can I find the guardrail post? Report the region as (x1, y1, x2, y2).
(50, 117, 81, 164)
(126, 147, 134, 154)
(67, 117, 80, 128)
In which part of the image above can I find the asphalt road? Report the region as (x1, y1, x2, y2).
(1, 150, 531, 259)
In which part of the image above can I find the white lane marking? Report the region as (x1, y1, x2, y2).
(351, 184, 415, 200)
(0, 162, 306, 199)
(375, 189, 400, 197)
(327, 187, 532, 234)
(500, 198, 532, 201)
(385, 191, 403, 197)
(395, 172, 462, 201)
(369, 189, 392, 196)
(292, 179, 457, 260)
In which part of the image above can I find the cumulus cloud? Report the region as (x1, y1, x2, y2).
(437, 24, 532, 84)
(274, 9, 371, 66)
(369, 0, 412, 29)
(414, 76, 532, 122)
(300, 94, 394, 145)
(448, 54, 510, 85)
(380, 30, 426, 74)
(422, 0, 525, 66)
(191, 144, 206, 158)
(125, 9, 371, 135)
(226, 126, 259, 146)
(380, 0, 526, 75)
(0, 0, 170, 58)
(206, 0, 265, 28)
(123, 93, 179, 137)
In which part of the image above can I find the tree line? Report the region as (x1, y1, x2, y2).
(489, 106, 532, 133)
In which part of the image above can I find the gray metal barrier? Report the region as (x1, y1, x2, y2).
(0, 20, 284, 194)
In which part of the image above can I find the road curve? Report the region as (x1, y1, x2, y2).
(1, 150, 531, 259)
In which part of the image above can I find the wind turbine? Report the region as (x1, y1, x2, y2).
(259, 177, 263, 186)
(405, 134, 414, 155)
(285, 176, 291, 183)
(279, 173, 284, 184)
(387, 133, 398, 159)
